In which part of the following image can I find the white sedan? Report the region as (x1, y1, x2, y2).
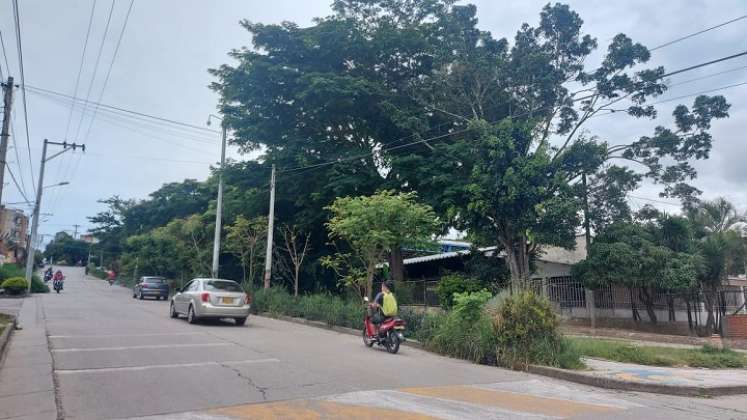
(170, 278, 251, 325)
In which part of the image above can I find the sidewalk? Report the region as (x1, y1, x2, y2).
(529, 357, 747, 397)
(562, 325, 747, 350)
(0, 296, 57, 420)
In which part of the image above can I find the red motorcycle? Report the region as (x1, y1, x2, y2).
(362, 296, 406, 354)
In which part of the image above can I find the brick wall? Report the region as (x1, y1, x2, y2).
(726, 315, 747, 339)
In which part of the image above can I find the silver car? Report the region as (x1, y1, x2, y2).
(169, 278, 251, 325)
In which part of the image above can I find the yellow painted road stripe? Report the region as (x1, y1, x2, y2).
(400, 385, 619, 418)
(210, 400, 437, 420)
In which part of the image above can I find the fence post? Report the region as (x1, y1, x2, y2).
(541, 277, 548, 298)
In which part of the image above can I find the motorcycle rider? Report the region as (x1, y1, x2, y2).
(44, 266, 53, 282)
(53, 270, 64, 290)
(370, 281, 398, 336)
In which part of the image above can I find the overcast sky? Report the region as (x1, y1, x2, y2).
(0, 0, 745, 242)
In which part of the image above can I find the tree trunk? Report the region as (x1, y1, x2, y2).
(704, 290, 716, 334)
(639, 288, 658, 324)
(293, 267, 299, 297)
(503, 234, 531, 292)
(389, 247, 405, 282)
(629, 288, 641, 323)
(365, 261, 375, 299)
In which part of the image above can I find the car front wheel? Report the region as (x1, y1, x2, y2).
(234, 317, 247, 326)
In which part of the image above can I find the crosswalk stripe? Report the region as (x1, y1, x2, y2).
(210, 399, 436, 419)
(399, 385, 620, 417)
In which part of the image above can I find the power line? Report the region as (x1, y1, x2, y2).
(26, 84, 220, 135)
(11, 0, 35, 194)
(0, 31, 10, 78)
(5, 164, 30, 204)
(650, 14, 747, 51)
(83, 0, 135, 144)
(649, 81, 747, 106)
(72, 0, 115, 144)
(27, 89, 219, 150)
(661, 50, 747, 78)
(668, 64, 747, 88)
(628, 194, 681, 207)
(64, 0, 98, 141)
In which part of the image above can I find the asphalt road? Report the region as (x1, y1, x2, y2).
(24, 267, 747, 419)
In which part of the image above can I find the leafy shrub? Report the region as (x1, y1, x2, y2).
(87, 265, 107, 280)
(30, 275, 49, 293)
(436, 273, 488, 309)
(494, 290, 577, 369)
(429, 290, 496, 363)
(1, 277, 28, 294)
(413, 311, 446, 343)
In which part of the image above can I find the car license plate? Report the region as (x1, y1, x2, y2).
(221, 297, 234, 304)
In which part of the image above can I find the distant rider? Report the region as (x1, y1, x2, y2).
(370, 281, 398, 335)
(53, 270, 64, 290)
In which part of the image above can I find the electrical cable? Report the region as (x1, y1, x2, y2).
(650, 14, 747, 51)
(11, 0, 35, 194)
(64, 0, 98, 142)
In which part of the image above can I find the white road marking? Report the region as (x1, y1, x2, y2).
(49, 332, 204, 339)
(52, 343, 231, 353)
(55, 358, 280, 374)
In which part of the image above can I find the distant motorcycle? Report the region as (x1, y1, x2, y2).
(53, 279, 63, 293)
(44, 271, 53, 283)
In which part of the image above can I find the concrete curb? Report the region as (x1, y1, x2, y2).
(0, 313, 17, 368)
(527, 364, 747, 397)
(256, 313, 425, 350)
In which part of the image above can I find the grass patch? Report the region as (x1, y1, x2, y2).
(569, 337, 746, 369)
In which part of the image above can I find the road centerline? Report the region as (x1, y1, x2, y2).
(52, 342, 232, 353)
(54, 358, 281, 374)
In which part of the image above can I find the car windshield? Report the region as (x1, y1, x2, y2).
(143, 278, 165, 284)
(204, 280, 241, 292)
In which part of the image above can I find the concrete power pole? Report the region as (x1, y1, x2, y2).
(210, 119, 227, 278)
(0, 77, 14, 206)
(262, 165, 276, 289)
(25, 140, 83, 291)
(72, 224, 80, 239)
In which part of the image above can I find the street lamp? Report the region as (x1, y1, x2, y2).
(207, 114, 227, 278)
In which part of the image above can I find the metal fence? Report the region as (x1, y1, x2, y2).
(374, 279, 440, 307)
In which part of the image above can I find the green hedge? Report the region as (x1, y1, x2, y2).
(0, 264, 47, 294)
(87, 265, 107, 279)
(252, 287, 581, 371)
(1, 277, 28, 294)
(252, 287, 362, 329)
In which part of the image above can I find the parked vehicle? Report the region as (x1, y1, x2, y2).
(133, 276, 169, 300)
(169, 278, 251, 325)
(362, 296, 406, 354)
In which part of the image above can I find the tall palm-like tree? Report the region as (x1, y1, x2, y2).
(687, 197, 745, 332)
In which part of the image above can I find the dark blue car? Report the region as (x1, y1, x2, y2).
(133, 276, 169, 300)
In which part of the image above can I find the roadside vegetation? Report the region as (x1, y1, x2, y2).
(568, 338, 746, 369)
(0, 264, 47, 294)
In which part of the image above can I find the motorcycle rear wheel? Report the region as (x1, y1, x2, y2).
(362, 328, 374, 347)
(385, 331, 400, 354)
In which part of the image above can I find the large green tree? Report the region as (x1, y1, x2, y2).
(324, 190, 439, 297)
(212, 1, 729, 290)
(573, 218, 699, 324)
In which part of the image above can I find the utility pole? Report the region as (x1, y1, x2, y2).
(263, 164, 276, 289)
(0, 77, 14, 206)
(581, 172, 596, 329)
(209, 116, 226, 278)
(72, 224, 80, 239)
(25, 140, 83, 291)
